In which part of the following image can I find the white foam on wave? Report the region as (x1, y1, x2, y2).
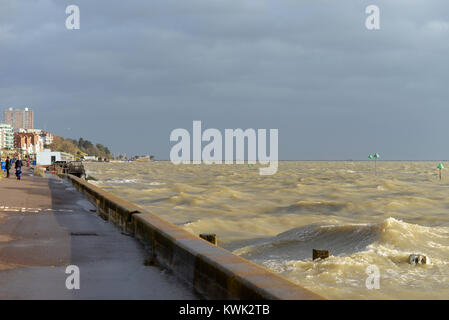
(147, 181, 165, 186)
(104, 179, 139, 184)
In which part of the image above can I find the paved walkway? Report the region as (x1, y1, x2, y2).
(0, 169, 200, 299)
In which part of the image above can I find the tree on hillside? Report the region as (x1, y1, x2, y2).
(49, 136, 112, 159)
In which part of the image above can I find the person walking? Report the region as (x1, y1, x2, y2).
(15, 156, 23, 180)
(5, 156, 11, 178)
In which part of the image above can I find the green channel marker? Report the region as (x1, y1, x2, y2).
(375, 153, 379, 175)
(369, 153, 380, 175)
(438, 163, 444, 180)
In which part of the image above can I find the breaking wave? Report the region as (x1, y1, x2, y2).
(233, 218, 449, 265)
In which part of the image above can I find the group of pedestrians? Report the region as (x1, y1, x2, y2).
(3, 156, 24, 180)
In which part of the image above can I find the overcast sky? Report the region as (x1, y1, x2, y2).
(1, 0, 449, 160)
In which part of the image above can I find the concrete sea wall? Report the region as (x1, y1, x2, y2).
(62, 174, 323, 300)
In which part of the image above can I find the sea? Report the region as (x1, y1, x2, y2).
(84, 161, 449, 299)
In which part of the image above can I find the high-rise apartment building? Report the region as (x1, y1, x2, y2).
(3, 107, 34, 129)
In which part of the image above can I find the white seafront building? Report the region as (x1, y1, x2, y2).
(0, 123, 14, 149)
(36, 150, 75, 165)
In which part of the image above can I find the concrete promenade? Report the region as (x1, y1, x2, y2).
(0, 168, 200, 299)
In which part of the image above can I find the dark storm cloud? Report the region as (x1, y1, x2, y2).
(1, 0, 449, 159)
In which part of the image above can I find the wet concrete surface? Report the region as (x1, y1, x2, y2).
(0, 170, 201, 299)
